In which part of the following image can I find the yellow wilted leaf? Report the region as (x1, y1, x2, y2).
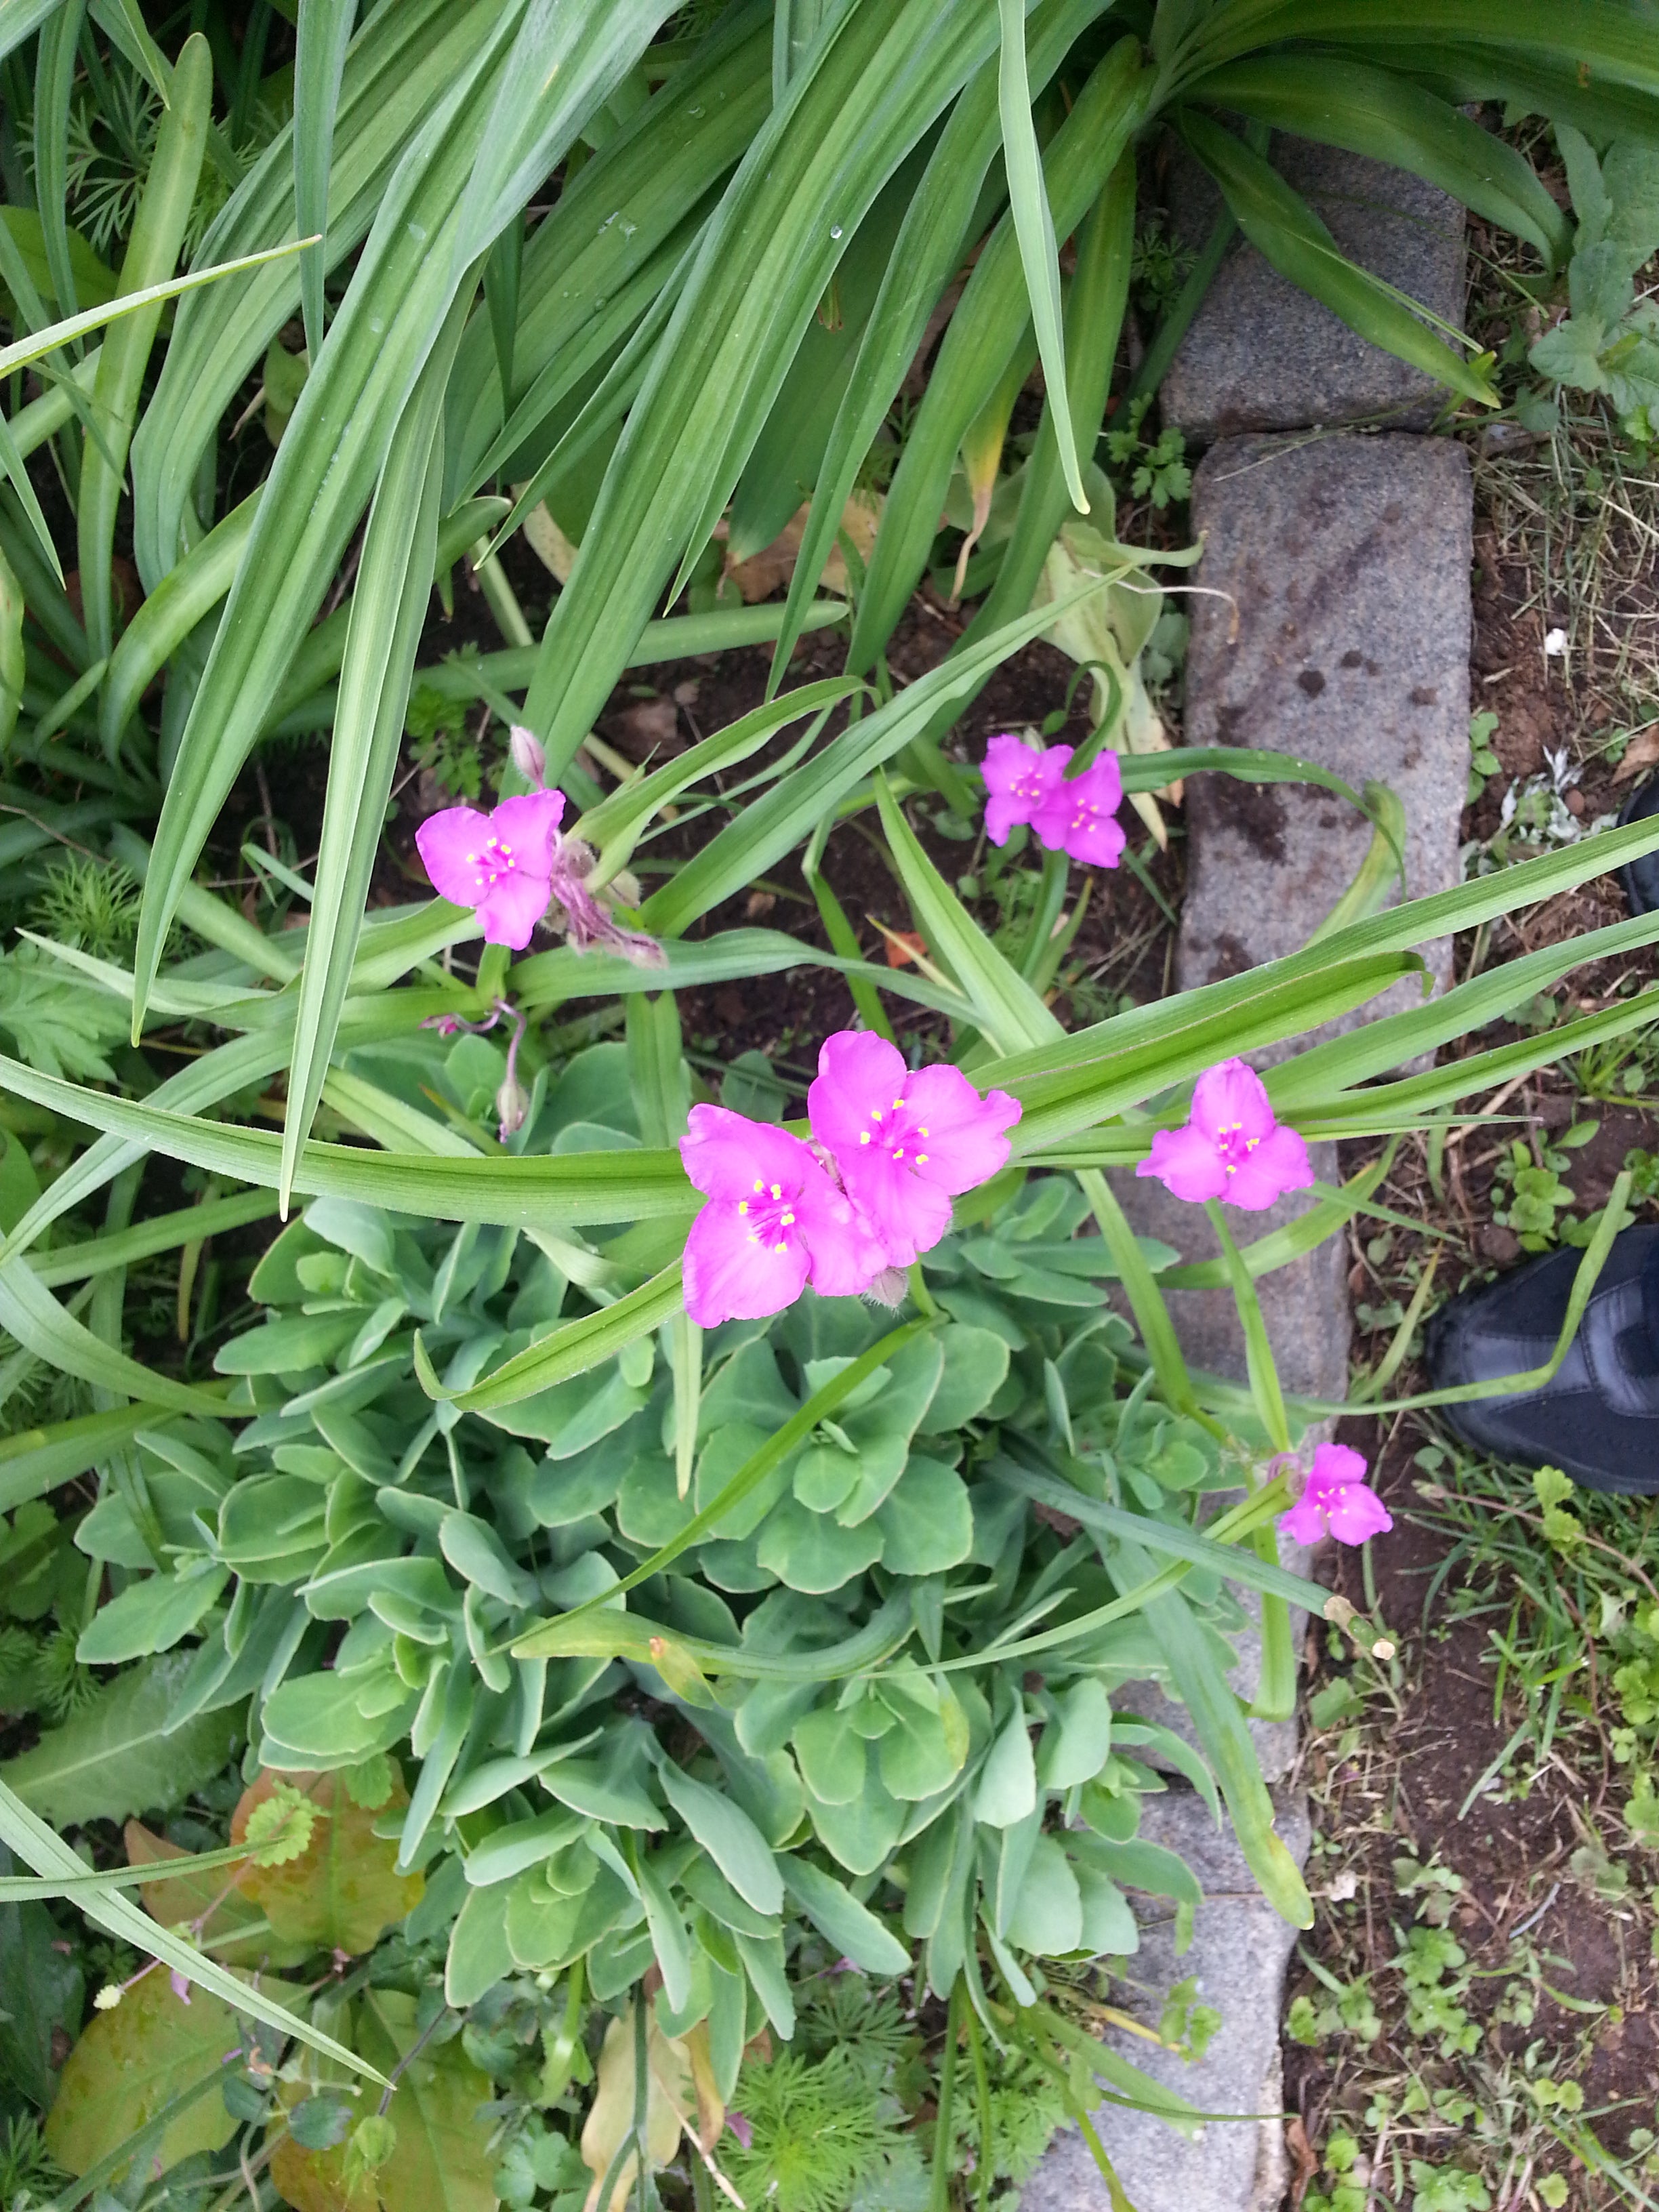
(232, 1764, 423, 1957)
(722, 493, 879, 604)
(45, 1969, 241, 2179)
(124, 1818, 313, 1969)
(579, 2005, 699, 2212)
(1033, 519, 1183, 848)
(357, 1990, 495, 2212)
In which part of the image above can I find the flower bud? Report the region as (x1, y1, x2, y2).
(495, 1071, 530, 1141)
(508, 722, 547, 787)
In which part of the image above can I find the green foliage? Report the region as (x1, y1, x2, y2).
(1487, 1125, 1595, 1252)
(1102, 393, 1191, 510)
(6, 4, 1659, 2203)
(1466, 710, 1502, 804)
(1525, 128, 1659, 445)
(725, 2046, 924, 2212)
(28, 857, 143, 962)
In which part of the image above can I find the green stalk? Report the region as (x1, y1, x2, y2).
(1205, 1200, 1295, 1723)
(930, 1976, 965, 2212)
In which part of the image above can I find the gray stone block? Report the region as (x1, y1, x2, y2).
(1162, 137, 1467, 441)
(1109, 1158, 1351, 1403)
(1020, 1788, 1311, 2212)
(1110, 1515, 1320, 1791)
(1177, 432, 1473, 1035)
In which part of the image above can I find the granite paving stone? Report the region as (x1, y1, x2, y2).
(1162, 137, 1467, 441)
(1020, 1788, 1312, 2212)
(1176, 430, 1473, 1031)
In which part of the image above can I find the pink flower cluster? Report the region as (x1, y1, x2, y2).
(981, 733, 1126, 868)
(1278, 1441, 1392, 1548)
(415, 733, 661, 964)
(680, 1031, 1021, 1326)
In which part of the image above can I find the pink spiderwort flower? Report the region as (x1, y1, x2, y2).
(808, 1031, 1021, 1267)
(982, 733, 1070, 846)
(1278, 1442, 1393, 1547)
(1033, 751, 1126, 869)
(1136, 1057, 1313, 1211)
(680, 1107, 890, 1326)
(415, 790, 566, 949)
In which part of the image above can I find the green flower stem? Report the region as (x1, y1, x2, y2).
(1075, 1166, 1210, 1428)
(1203, 1201, 1299, 1721)
(930, 1976, 966, 2212)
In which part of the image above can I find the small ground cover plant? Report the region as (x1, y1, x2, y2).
(5, 3, 1659, 2209)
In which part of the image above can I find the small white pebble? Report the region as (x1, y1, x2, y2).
(1544, 627, 1569, 657)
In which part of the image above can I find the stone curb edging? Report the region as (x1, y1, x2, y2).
(1021, 138, 1474, 2212)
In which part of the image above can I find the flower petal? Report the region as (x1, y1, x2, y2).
(1311, 1441, 1370, 1490)
(1190, 1059, 1275, 1145)
(1277, 1494, 1328, 1547)
(983, 792, 1021, 846)
(1224, 1124, 1315, 1210)
(901, 1065, 1021, 1193)
(796, 1181, 892, 1298)
(476, 869, 554, 948)
(807, 1030, 909, 1158)
(1063, 808, 1126, 869)
(680, 1106, 818, 1202)
(683, 1200, 808, 1326)
(415, 805, 497, 906)
(1323, 1483, 1393, 1545)
(1136, 1124, 1229, 1204)
(840, 1151, 953, 1267)
(491, 789, 567, 876)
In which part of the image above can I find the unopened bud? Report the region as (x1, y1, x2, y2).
(863, 1267, 909, 1311)
(509, 723, 547, 787)
(495, 1071, 529, 1141)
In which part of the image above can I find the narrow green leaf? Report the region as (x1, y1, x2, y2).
(1190, 52, 1572, 266)
(418, 1262, 684, 1412)
(80, 36, 212, 668)
(33, 0, 88, 329)
(997, 0, 1084, 511)
(281, 293, 464, 1205)
(874, 771, 1058, 1054)
(0, 238, 314, 384)
(767, 0, 1114, 691)
(293, 0, 356, 354)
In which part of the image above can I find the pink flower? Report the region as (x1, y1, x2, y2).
(415, 790, 566, 949)
(1278, 1442, 1393, 1547)
(680, 1107, 889, 1326)
(981, 733, 1069, 845)
(726, 2113, 753, 2152)
(1033, 752, 1126, 869)
(1135, 1058, 1313, 1211)
(808, 1031, 1021, 1268)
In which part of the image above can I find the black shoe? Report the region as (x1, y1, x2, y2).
(1422, 1225, 1659, 1492)
(1618, 775, 1659, 914)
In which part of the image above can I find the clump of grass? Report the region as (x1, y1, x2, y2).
(28, 854, 142, 962)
